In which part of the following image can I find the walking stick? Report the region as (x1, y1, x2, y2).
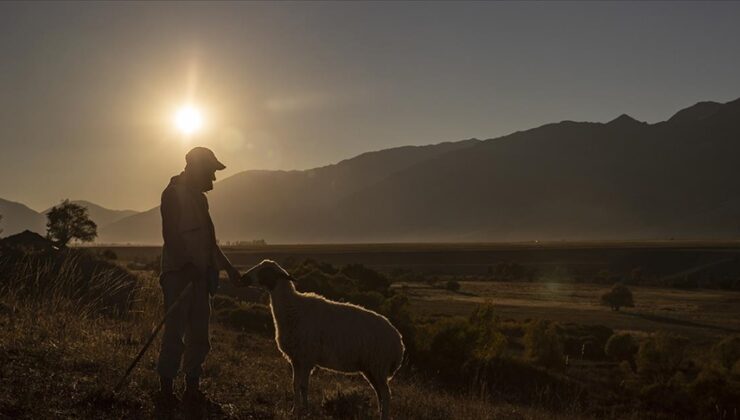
(114, 282, 193, 393)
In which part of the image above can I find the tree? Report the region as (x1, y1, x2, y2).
(445, 279, 461, 292)
(524, 320, 565, 370)
(0, 214, 3, 235)
(46, 200, 97, 247)
(605, 333, 639, 370)
(601, 282, 635, 311)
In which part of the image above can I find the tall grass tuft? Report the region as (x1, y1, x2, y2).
(0, 248, 140, 319)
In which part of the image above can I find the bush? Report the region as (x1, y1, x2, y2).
(416, 317, 480, 382)
(341, 263, 391, 295)
(414, 304, 507, 383)
(380, 294, 416, 357)
(636, 332, 689, 385)
(712, 334, 740, 372)
(346, 291, 385, 311)
(445, 280, 460, 292)
(600, 282, 634, 311)
(605, 333, 638, 368)
(100, 249, 117, 260)
(321, 387, 372, 419)
(523, 320, 565, 370)
(558, 323, 613, 360)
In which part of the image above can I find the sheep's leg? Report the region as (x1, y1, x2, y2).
(291, 362, 311, 417)
(299, 365, 311, 410)
(365, 371, 392, 420)
(291, 362, 303, 417)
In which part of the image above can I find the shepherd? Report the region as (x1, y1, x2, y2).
(156, 147, 241, 408)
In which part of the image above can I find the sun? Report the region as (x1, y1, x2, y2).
(174, 104, 204, 136)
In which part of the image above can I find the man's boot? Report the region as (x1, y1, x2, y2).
(184, 376, 222, 412)
(154, 376, 180, 411)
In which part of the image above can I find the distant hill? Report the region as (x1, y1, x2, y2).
(99, 139, 481, 243)
(43, 200, 138, 229)
(0, 199, 139, 238)
(93, 96, 740, 243)
(0, 198, 46, 237)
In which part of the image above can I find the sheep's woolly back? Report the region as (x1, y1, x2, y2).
(268, 279, 405, 379)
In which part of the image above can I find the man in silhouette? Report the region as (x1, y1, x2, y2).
(157, 147, 241, 408)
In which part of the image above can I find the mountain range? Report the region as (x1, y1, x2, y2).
(3, 97, 740, 244)
(0, 199, 137, 237)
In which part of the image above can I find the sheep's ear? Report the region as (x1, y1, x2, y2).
(259, 265, 281, 290)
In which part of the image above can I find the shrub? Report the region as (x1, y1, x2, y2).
(605, 333, 638, 368)
(380, 294, 416, 357)
(321, 387, 372, 419)
(100, 249, 117, 260)
(414, 304, 508, 384)
(600, 282, 634, 311)
(341, 263, 390, 294)
(712, 334, 740, 372)
(636, 332, 689, 385)
(346, 291, 385, 311)
(445, 280, 460, 292)
(416, 317, 480, 382)
(558, 323, 613, 360)
(523, 320, 565, 370)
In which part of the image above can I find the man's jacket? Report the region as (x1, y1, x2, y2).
(160, 173, 218, 274)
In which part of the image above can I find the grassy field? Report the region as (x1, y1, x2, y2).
(0, 272, 584, 420)
(400, 281, 740, 343)
(92, 240, 740, 277)
(4, 242, 740, 418)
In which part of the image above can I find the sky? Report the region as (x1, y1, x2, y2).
(1, 1, 740, 212)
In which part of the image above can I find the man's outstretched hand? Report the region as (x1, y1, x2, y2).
(226, 266, 241, 285)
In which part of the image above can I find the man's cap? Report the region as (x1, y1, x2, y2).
(186, 147, 226, 171)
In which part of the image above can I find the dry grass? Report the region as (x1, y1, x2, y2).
(1, 267, 592, 419)
(400, 281, 740, 342)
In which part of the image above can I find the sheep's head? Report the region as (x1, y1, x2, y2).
(241, 259, 292, 291)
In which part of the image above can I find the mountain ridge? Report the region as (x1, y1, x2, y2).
(6, 97, 740, 244)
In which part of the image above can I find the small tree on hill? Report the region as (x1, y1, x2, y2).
(46, 199, 97, 247)
(0, 214, 3, 235)
(445, 279, 461, 292)
(601, 282, 635, 311)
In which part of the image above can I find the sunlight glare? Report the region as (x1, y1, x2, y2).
(174, 105, 203, 136)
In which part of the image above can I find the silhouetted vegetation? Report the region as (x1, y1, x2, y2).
(0, 233, 138, 317)
(3, 247, 740, 418)
(524, 320, 565, 370)
(600, 282, 634, 311)
(46, 199, 97, 247)
(605, 333, 639, 369)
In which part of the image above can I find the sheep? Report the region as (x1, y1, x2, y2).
(240, 259, 405, 419)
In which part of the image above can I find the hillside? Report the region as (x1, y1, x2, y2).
(0, 199, 139, 238)
(43, 200, 138, 229)
(98, 97, 740, 244)
(0, 198, 45, 236)
(99, 139, 481, 243)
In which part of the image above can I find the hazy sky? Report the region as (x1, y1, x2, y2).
(1, 1, 740, 212)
